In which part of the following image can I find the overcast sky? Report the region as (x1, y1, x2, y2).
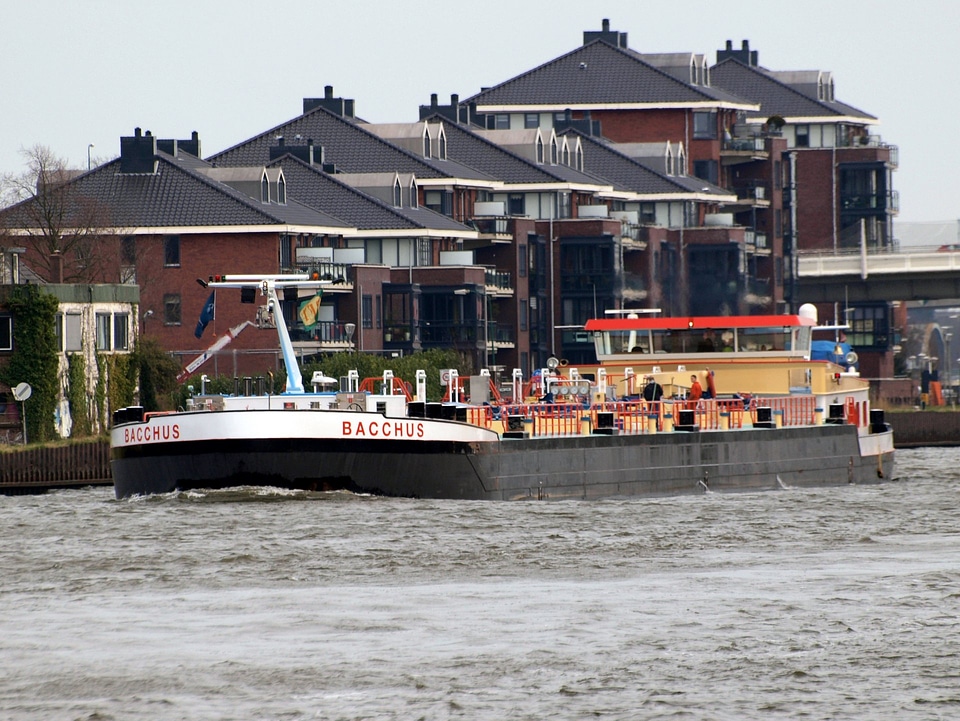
(4, 0, 957, 224)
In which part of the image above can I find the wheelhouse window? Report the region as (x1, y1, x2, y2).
(163, 294, 182, 325)
(163, 235, 180, 267)
(0, 316, 11, 351)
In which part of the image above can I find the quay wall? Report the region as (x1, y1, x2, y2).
(0, 440, 112, 495)
(887, 411, 960, 448)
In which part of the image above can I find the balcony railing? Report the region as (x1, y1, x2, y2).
(290, 321, 354, 345)
(840, 191, 899, 213)
(293, 261, 353, 287)
(722, 137, 767, 152)
(485, 268, 513, 292)
(472, 216, 511, 236)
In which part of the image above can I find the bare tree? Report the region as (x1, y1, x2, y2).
(0, 144, 115, 283)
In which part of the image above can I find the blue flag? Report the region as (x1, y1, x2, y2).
(194, 291, 215, 338)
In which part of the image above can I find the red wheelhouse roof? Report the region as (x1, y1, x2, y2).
(583, 315, 815, 331)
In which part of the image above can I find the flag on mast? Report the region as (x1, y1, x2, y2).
(194, 291, 216, 338)
(298, 291, 322, 331)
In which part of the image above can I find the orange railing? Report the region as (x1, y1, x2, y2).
(468, 395, 823, 438)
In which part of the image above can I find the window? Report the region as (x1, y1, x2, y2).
(693, 160, 718, 185)
(520, 299, 528, 332)
(536, 137, 544, 164)
(261, 174, 270, 202)
(507, 194, 525, 216)
(524, 113, 539, 129)
(393, 179, 402, 207)
(425, 190, 452, 216)
(494, 114, 510, 130)
(375, 295, 381, 329)
(164, 294, 182, 325)
(54, 313, 63, 351)
(550, 138, 559, 165)
(0, 316, 11, 351)
(423, 133, 431, 158)
(114, 314, 129, 350)
(96, 313, 111, 350)
(639, 203, 656, 224)
(519, 245, 528, 278)
(277, 175, 286, 204)
(409, 180, 418, 209)
(693, 111, 717, 139)
(438, 133, 446, 160)
(558, 192, 571, 219)
(576, 147, 583, 171)
(65, 313, 82, 351)
(362, 295, 373, 329)
(795, 125, 810, 148)
(163, 235, 180, 267)
(563, 145, 570, 166)
(849, 305, 890, 350)
(121, 236, 136, 264)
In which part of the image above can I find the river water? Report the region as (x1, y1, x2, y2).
(1, 447, 958, 720)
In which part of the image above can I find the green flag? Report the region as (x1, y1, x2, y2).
(298, 291, 322, 330)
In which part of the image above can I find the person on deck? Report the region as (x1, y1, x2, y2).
(642, 376, 663, 402)
(689, 375, 703, 402)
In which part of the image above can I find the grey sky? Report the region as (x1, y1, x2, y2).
(4, 0, 956, 224)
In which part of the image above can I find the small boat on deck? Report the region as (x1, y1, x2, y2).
(110, 275, 895, 500)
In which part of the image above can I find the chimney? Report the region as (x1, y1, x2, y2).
(583, 18, 627, 48)
(50, 252, 64, 283)
(302, 86, 356, 118)
(717, 39, 758, 66)
(119, 127, 158, 174)
(419, 92, 463, 124)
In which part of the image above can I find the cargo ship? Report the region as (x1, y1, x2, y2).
(110, 275, 895, 500)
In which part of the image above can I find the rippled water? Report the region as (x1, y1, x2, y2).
(2, 447, 959, 720)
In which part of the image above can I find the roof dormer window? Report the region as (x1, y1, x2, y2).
(393, 178, 402, 207)
(550, 138, 558, 165)
(576, 146, 584, 172)
(536, 137, 544, 164)
(410, 179, 418, 208)
(261, 173, 269, 203)
(277, 174, 286, 205)
(690, 59, 698, 85)
(563, 145, 570, 166)
(702, 59, 710, 87)
(438, 131, 447, 160)
(423, 133, 431, 158)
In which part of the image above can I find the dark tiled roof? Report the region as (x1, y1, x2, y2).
(0, 152, 352, 232)
(710, 59, 876, 122)
(271, 155, 473, 234)
(426, 116, 609, 188)
(210, 105, 492, 182)
(466, 40, 754, 108)
(559, 130, 729, 196)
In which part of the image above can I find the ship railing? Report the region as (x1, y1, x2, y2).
(481, 395, 818, 436)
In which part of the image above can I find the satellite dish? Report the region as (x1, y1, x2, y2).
(546, 357, 560, 370)
(13, 382, 31, 402)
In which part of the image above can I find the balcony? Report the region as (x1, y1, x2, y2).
(720, 136, 769, 165)
(728, 182, 771, 208)
(745, 231, 771, 256)
(293, 261, 354, 292)
(840, 190, 899, 214)
(471, 215, 513, 242)
(290, 321, 355, 351)
(485, 268, 514, 296)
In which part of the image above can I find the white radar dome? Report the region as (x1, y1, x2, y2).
(798, 303, 818, 324)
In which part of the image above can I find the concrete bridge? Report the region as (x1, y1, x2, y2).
(797, 246, 960, 302)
